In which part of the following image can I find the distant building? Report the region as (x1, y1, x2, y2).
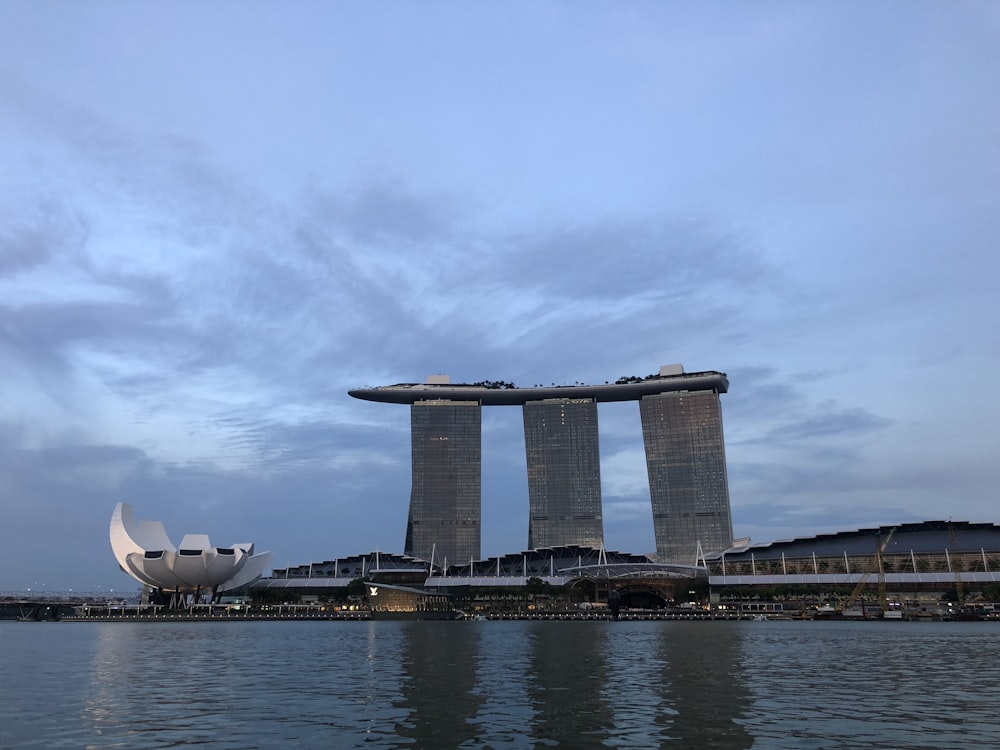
(405, 400, 481, 565)
(705, 520, 1000, 593)
(524, 398, 603, 550)
(109, 503, 271, 606)
(640, 389, 733, 564)
(350, 365, 733, 566)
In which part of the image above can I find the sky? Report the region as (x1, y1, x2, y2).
(1, 2, 998, 594)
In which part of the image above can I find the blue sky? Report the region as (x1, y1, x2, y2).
(2, 2, 998, 593)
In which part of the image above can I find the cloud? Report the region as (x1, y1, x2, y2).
(764, 402, 890, 443)
(1, 3, 998, 591)
(0, 214, 60, 275)
(306, 181, 460, 245)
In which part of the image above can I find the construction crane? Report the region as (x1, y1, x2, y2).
(948, 521, 965, 607)
(842, 527, 897, 615)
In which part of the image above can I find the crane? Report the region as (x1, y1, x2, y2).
(948, 521, 965, 607)
(842, 527, 897, 615)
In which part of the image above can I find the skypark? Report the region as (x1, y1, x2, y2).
(348, 370, 728, 405)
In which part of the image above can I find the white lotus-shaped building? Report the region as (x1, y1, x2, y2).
(110, 502, 272, 596)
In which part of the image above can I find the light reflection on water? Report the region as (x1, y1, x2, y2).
(1, 620, 998, 748)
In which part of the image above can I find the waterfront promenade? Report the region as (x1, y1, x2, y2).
(51, 603, 751, 622)
(9, 594, 998, 623)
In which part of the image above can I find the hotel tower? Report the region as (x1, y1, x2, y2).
(350, 365, 733, 566)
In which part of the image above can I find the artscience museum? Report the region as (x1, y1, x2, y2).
(110, 502, 272, 605)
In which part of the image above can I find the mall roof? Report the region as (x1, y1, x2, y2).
(710, 520, 1000, 561)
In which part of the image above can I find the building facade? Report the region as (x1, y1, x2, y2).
(640, 390, 733, 565)
(523, 398, 603, 549)
(405, 400, 482, 565)
(350, 366, 732, 566)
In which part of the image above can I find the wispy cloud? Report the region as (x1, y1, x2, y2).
(1, 2, 997, 590)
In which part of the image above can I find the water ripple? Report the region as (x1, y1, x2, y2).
(1, 619, 999, 748)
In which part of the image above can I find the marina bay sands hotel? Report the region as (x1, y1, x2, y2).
(349, 365, 733, 567)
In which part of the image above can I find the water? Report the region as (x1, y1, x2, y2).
(1, 619, 998, 748)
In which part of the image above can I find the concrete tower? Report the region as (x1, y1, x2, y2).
(523, 397, 603, 549)
(349, 366, 733, 564)
(405, 399, 481, 565)
(640, 388, 733, 565)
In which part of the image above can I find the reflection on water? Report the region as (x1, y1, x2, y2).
(396, 622, 483, 746)
(528, 622, 614, 745)
(737, 622, 1000, 749)
(656, 623, 753, 748)
(1, 619, 999, 748)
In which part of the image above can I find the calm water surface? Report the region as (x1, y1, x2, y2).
(1, 619, 998, 748)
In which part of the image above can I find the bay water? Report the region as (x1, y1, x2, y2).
(1, 619, 997, 748)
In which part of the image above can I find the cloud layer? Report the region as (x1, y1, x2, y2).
(1, 3, 998, 591)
